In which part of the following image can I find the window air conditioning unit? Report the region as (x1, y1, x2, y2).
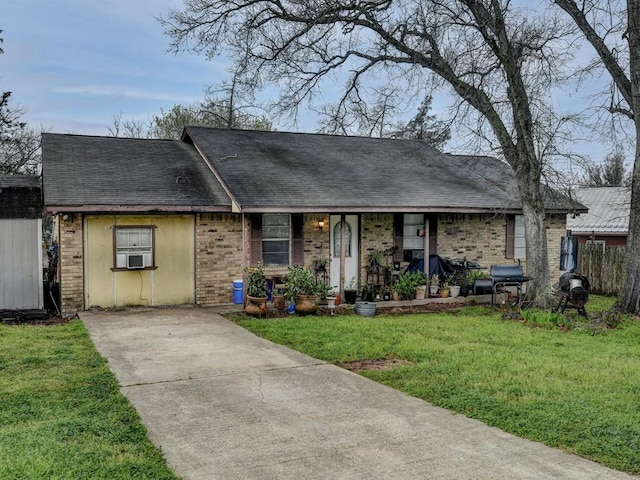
(127, 254, 145, 269)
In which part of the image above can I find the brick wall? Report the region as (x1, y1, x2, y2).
(303, 213, 330, 269)
(436, 214, 508, 268)
(360, 213, 395, 279)
(195, 213, 244, 304)
(546, 214, 566, 284)
(58, 214, 84, 312)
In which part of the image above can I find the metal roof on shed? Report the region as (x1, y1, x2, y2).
(567, 186, 630, 234)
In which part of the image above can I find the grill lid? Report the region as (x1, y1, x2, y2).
(490, 264, 530, 282)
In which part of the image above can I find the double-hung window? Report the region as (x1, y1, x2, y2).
(114, 226, 155, 269)
(261, 214, 291, 266)
(506, 215, 526, 259)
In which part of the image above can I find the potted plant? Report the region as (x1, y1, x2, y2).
(440, 280, 451, 298)
(313, 257, 328, 272)
(367, 249, 384, 273)
(244, 261, 268, 317)
(394, 272, 423, 300)
(343, 276, 358, 304)
(381, 286, 392, 301)
(285, 265, 320, 314)
(429, 273, 440, 297)
(361, 283, 376, 302)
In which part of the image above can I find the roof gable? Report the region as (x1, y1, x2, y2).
(42, 133, 231, 212)
(184, 126, 581, 213)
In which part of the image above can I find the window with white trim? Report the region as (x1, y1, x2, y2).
(514, 215, 526, 259)
(403, 214, 425, 250)
(262, 214, 290, 266)
(114, 226, 154, 269)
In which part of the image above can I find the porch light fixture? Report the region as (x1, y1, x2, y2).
(317, 220, 325, 232)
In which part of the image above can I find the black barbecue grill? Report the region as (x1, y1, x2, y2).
(490, 263, 531, 305)
(552, 272, 590, 317)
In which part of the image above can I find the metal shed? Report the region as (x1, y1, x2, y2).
(0, 175, 43, 309)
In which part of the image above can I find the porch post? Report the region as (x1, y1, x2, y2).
(340, 214, 346, 297)
(423, 216, 430, 278)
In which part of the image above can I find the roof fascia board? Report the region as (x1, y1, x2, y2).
(45, 205, 232, 214)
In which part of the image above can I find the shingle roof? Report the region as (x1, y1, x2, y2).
(0, 175, 42, 219)
(42, 133, 231, 212)
(567, 186, 630, 234)
(184, 126, 582, 213)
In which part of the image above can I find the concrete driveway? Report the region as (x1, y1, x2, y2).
(81, 306, 635, 480)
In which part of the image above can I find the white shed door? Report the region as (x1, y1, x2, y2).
(0, 219, 43, 309)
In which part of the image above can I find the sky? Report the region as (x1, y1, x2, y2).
(1, 0, 632, 168)
(2, 0, 233, 135)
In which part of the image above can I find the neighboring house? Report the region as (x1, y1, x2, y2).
(567, 186, 630, 247)
(42, 128, 585, 312)
(0, 175, 44, 309)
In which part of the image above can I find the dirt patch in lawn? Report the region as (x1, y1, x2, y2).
(336, 358, 412, 372)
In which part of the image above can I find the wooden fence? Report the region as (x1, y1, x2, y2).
(577, 243, 627, 296)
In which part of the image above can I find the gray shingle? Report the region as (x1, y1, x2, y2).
(185, 127, 582, 213)
(42, 133, 231, 211)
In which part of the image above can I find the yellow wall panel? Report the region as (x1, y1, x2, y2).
(84, 215, 194, 308)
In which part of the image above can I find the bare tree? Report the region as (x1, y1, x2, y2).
(107, 112, 150, 139)
(161, 1, 580, 304)
(555, 0, 640, 314)
(318, 90, 451, 149)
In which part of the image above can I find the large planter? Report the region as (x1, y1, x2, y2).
(415, 285, 427, 300)
(355, 301, 377, 317)
(295, 294, 318, 315)
(450, 285, 461, 298)
(245, 295, 268, 317)
(344, 289, 358, 304)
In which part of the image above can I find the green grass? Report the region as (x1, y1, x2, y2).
(0, 320, 178, 480)
(235, 296, 640, 475)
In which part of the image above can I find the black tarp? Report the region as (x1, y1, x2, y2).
(405, 255, 454, 278)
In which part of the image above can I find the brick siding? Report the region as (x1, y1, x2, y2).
(195, 213, 244, 304)
(58, 214, 84, 312)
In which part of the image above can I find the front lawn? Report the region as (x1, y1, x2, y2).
(0, 319, 178, 480)
(236, 296, 640, 475)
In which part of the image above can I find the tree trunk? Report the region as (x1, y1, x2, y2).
(515, 167, 552, 307)
(619, 0, 640, 315)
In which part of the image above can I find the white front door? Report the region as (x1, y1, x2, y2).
(330, 215, 359, 291)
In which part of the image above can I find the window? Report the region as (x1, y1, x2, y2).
(333, 221, 352, 257)
(514, 216, 526, 259)
(506, 215, 526, 259)
(114, 226, 154, 269)
(403, 214, 425, 251)
(262, 214, 290, 266)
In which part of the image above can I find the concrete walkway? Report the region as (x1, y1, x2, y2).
(81, 306, 635, 480)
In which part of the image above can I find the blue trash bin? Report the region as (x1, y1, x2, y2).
(233, 279, 244, 304)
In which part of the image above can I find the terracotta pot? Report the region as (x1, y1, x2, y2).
(273, 294, 285, 311)
(392, 291, 401, 301)
(295, 294, 318, 315)
(245, 295, 268, 317)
